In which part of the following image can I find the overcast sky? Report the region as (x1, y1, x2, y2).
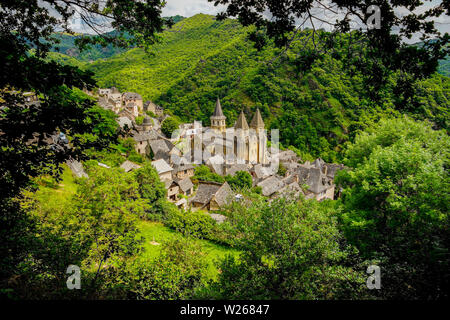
(64, 0, 448, 42)
(162, 0, 225, 17)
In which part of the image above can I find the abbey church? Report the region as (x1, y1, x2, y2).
(197, 97, 269, 165)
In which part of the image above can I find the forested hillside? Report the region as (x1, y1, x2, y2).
(47, 16, 185, 61)
(53, 14, 449, 162)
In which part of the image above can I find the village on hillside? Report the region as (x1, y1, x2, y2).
(91, 87, 347, 217)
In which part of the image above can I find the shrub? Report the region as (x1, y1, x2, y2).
(166, 209, 217, 239)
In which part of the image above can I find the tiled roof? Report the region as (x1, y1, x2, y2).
(151, 159, 173, 174)
(175, 177, 194, 193)
(234, 110, 249, 130)
(120, 160, 142, 173)
(250, 108, 264, 129)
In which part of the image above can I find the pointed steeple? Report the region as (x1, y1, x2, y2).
(212, 97, 225, 117)
(234, 110, 249, 130)
(211, 97, 226, 132)
(250, 108, 265, 129)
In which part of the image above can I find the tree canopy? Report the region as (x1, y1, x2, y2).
(336, 116, 450, 299)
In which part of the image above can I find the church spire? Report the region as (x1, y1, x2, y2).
(210, 97, 226, 132)
(212, 97, 224, 117)
(250, 108, 265, 130)
(234, 110, 249, 130)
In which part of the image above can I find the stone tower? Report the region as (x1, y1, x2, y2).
(234, 110, 249, 163)
(250, 108, 267, 164)
(210, 97, 226, 133)
(142, 116, 152, 132)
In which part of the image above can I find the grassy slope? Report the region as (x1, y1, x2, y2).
(138, 221, 238, 279)
(31, 165, 238, 280)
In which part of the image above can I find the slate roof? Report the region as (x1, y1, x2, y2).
(234, 110, 249, 130)
(226, 164, 249, 176)
(282, 174, 298, 185)
(152, 159, 173, 174)
(208, 163, 224, 176)
(253, 164, 276, 179)
(133, 131, 158, 142)
(283, 161, 300, 172)
(296, 166, 332, 194)
(214, 182, 233, 207)
(313, 158, 325, 171)
(118, 108, 135, 120)
(173, 163, 195, 173)
(191, 181, 233, 208)
(191, 182, 222, 205)
(120, 160, 141, 173)
(122, 92, 142, 100)
(211, 97, 226, 119)
(154, 149, 170, 162)
(98, 96, 114, 109)
(250, 108, 265, 129)
(175, 177, 194, 193)
(257, 176, 285, 197)
(324, 163, 346, 178)
(117, 116, 133, 129)
(143, 116, 152, 125)
(163, 179, 174, 189)
(149, 139, 172, 155)
(278, 150, 298, 162)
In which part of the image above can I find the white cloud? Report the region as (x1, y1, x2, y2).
(162, 0, 226, 17)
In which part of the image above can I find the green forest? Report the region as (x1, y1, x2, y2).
(1, 2, 449, 303)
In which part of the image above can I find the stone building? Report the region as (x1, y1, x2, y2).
(172, 163, 195, 180)
(191, 181, 233, 211)
(122, 92, 143, 112)
(151, 159, 173, 181)
(186, 98, 268, 166)
(175, 177, 194, 196)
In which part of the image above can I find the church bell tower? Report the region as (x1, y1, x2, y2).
(210, 97, 226, 133)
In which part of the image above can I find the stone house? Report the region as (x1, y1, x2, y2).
(191, 181, 233, 211)
(143, 100, 157, 114)
(151, 159, 173, 181)
(133, 132, 158, 155)
(296, 164, 335, 201)
(250, 164, 275, 184)
(257, 175, 286, 197)
(165, 180, 179, 202)
(122, 92, 143, 112)
(107, 87, 122, 102)
(172, 163, 195, 180)
(175, 177, 194, 196)
(125, 102, 139, 118)
(98, 88, 110, 96)
(118, 108, 136, 122)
